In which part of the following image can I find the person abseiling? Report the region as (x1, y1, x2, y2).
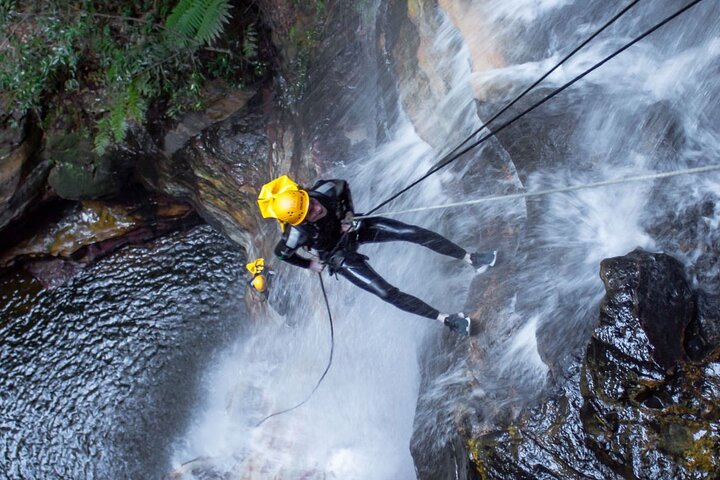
(257, 175, 497, 336)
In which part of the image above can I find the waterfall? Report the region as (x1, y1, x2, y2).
(2, 1, 717, 478)
(171, 1, 719, 478)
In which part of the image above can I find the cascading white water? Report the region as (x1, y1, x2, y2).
(171, 1, 720, 478)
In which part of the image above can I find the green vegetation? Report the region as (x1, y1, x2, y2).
(166, 0, 232, 45)
(285, 0, 326, 97)
(0, 0, 266, 153)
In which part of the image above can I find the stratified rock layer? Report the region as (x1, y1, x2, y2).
(0, 114, 47, 231)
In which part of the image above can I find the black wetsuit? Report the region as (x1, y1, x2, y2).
(274, 180, 467, 319)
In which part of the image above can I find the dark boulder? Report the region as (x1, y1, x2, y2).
(688, 290, 720, 361)
(462, 249, 720, 479)
(595, 249, 694, 372)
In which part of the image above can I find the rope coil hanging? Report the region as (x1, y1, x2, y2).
(256, 273, 335, 427)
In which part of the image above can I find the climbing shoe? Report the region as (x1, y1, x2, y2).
(444, 313, 471, 336)
(470, 250, 497, 274)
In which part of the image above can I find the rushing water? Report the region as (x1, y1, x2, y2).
(2, 1, 719, 479)
(171, 1, 720, 478)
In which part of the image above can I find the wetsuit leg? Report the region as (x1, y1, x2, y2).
(335, 251, 439, 320)
(355, 217, 466, 259)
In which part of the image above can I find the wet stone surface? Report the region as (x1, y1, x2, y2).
(467, 249, 720, 479)
(0, 114, 47, 231)
(597, 249, 694, 371)
(0, 225, 246, 479)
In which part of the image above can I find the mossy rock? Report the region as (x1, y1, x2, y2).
(46, 133, 131, 200)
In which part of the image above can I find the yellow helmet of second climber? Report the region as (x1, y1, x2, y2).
(257, 175, 309, 226)
(250, 274, 267, 293)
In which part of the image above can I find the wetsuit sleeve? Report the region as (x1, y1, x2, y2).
(274, 228, 312, 269)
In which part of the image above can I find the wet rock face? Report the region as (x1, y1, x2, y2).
(381, 0, 504, 149)
(0, 193, 199, 288)
(466, 249, 720, 479)
(0, 114, 48, 231)
(690, 290, 720, 361)
(581, 249, 715, 478)
(645, 193, 720, 363)
(138, 93, 309, 249)
(646, 193, 719, 291)
(596, 249, 694, 371)
(162, 82, 255, 156)
(46, 132, 134, 200)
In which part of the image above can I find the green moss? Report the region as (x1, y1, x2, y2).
(46, 133, 127, 200)
(684, 432, 719, 473)
(466, 426, 525, 479)
(467, 436, 494, 480)
(283, 2, 328, 97)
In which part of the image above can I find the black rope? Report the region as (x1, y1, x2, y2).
(255, 272, 335, 427)
(366, 0, 704, 216)
(423, 0, 642, 182)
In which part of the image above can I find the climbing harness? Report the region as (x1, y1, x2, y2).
(356, 164, 720, 220)
(367, 0, 708, 216)
(255, 272, 335, 427)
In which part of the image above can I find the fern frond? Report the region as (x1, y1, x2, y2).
(195, 0, 231, 45)
(165, 0, 193, 30)
(189, 3, 206, 30)
(242, 23, 258, 59)
(126, 81, 145, 121)
(109, 98, 127, 142)
(134, 74, 155, 97)
(0, 0, 17, 24)
(166, 0, 231, 45)
(94, 118, 112, 155)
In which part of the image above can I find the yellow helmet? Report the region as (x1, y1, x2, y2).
(250, 274, 267, 293)
(246, 258, 269, 294)
(257, 175, 309, 226)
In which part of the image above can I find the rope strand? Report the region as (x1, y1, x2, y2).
(367, 0, 706, 216)
(255, 273, 335, 427)
(425, 0, 643, 179)
(356, 164, 720, 219)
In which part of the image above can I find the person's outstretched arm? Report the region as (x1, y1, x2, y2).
(274, 227, 312, 269)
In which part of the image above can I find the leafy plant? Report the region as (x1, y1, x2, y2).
(0, 10, 86, 116)
(0, 0, 263, 154)
(166, 0, 232, 45)
(0, 0, 16, 24)
(242, 22, 258, 60)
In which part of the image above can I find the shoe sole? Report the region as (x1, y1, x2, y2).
(457, 314, 471, 336)
(476, 250, 497, 274)
(445, 314, 471, 336)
